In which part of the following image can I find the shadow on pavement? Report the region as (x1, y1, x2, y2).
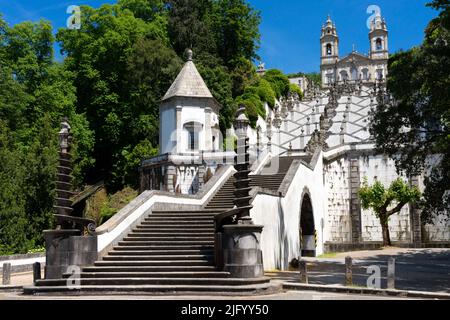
(266, 249, 450, 293)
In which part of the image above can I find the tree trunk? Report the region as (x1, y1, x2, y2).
(380, 217, 391, 247)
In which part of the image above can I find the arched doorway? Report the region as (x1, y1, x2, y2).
(300, 193, 316, 257)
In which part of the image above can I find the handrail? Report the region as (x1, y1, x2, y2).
(70, 180, 104, 206)
(214, 205, 253, 232)
(54, 214, 97, 235)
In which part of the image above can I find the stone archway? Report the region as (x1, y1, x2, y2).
(300, 190, 316, 257)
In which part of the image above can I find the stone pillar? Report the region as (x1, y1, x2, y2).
(2, 263, 11, 285)
(222, 224, 264, 278)
(176, 106, 183, 153)
(33, 262, 41, 283)
(409, 176, 422, 246)
(166, 164, 177, 193)
(387, 258, 396, 289)
(349, 158, 362, 243)
(204, 107, 212, 151)
(345, 256, 353, 286)
(44, 230, 97, 279)
(197, 165, 205, 192)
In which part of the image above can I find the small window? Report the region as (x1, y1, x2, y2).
(376, 69, 383, 80)
(351, 67, 358, 80)
(326, 44, 332, 56)
(185, 122, 202, 151)
(361, 68, 369, 80)
(326, 73, 333, 84)
(340, 71, 349, 81)
(376, 38, 383, 51)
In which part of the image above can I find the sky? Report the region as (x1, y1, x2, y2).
(0, 0, 440, 73)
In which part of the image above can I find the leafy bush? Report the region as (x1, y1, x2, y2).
(235, 69, 303, 128)
(85, 187, 139, 225)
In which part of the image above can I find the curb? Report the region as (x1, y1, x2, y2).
(0, 285, 24, 292)
(283, 282, 450, 300)
(0, 253, 45, 262)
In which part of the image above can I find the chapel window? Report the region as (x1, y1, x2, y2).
(184, 122, 202, 151)
(376, 38, 383, 51)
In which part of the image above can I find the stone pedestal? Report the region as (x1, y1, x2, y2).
(222, 223, 264, 278)
(44, 230, 98, 279)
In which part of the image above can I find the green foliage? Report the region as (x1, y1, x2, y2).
(0, 0, 263, 253)
(85, 187, 139, 225)
(289, 83, 304, 99)
(0, 17, 93, 254)
(263, 69, 290, 98)
(235, 69, 303, 128)
(370, 2, 450, 221)
(0, 121, 30, 255)
(167, 0, 261, 126)
(359, 177, 421, 245)
(359, 178, 421, 217)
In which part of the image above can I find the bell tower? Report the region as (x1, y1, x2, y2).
(369, 13, 389, 60)
(320, 15, 339, 85)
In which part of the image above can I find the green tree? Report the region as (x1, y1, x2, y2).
(359, 178, 421, 246)
(22, 114, 58, 247)
(167, 0, 217, 56)
(57, 3, 170, 190)
(0, 121, 30, 254)
(370, 2, 450, 221)
(214, 0, 261, 66)
(0, 16, 93, 253)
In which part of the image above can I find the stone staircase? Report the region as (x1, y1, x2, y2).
(204, 157, 302, 211)
(24, 209, 273, 295)
(24, 157, 305, 295)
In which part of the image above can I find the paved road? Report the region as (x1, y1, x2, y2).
(0, 289, 418, 300)
(274, 248, 450, 293)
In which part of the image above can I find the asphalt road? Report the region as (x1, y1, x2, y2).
(273, 248, 450, 293)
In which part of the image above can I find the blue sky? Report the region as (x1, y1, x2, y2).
(0, 0, 439, 73)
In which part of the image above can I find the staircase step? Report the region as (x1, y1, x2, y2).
(114, 245, 214, 250)
(35, 277, 269, 286)
(139, 224, 214, 229)
(124, 235, 214, 240)
(135, 227, 213, 231)
(131, 231, 214, 235)
(24, 282, 276, 295)
(110, 249, 214, 255)
(62, 271, 230, 279)
(118, 240, 214, 245)
(94, 260, 213, 267)
(103, 255, 213, 261)
(82, 266, 217, 272)
(143, 218, 214, 223)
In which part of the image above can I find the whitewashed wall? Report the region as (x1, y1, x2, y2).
(323, 157, 352, 242)
(359, 155, 411, 242)
(251, 153, 326, 271)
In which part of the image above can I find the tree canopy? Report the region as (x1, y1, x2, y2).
(0, 0, 276, 254)
(359, 178, 421, 246)
(0, 17, 93, 254)
(370, 1, 450, 222)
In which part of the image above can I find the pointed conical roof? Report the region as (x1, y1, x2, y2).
(162, 53, 214, 102)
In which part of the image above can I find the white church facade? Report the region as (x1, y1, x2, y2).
(139, 14, 450, 270)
